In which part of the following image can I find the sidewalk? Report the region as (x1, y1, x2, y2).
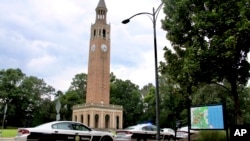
(0, 138, 14, 141)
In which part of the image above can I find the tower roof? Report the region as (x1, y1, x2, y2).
(96, 0, 107, 10)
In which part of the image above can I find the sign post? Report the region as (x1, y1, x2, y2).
(1, 104, 8, 137)
(56, 100, 61, 121)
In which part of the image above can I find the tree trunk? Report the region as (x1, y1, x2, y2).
(231, 81, 243, 125)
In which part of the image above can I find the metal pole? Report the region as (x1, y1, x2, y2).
(188, 95, 191, 141)
(121, 3, 163, 140)
(153, 7, 160, 141)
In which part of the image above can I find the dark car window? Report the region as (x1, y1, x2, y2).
(71, 123, 91, 131)
(52, 122, 91, 131)
(151, 125, 157, 131)
(142, 125, 157, 131)
(142, 126, 151, 131)
(52, 122, 73, 130)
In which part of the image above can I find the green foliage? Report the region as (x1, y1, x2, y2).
(161, 0, 250, 124)
(59, 91, 82, 120)
(32, 98, 57, 125)
(110, 77, 144, 127)
(59, 73, 88, 120)
(239, 86, 250, 124)
(0, 68, 25, 103)
(0, 68, 56, 127)
(197, 130, 227, 141)
(67, 73, 87, 102)
(140, 83, 154, 98)
(1, 66, 250, 129)
(159, 74, 188, 127)
(143, 87, 156, 122)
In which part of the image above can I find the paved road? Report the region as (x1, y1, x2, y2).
(0, 138, 177, 141)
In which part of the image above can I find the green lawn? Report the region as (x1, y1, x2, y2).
(0, 129, 17, 138)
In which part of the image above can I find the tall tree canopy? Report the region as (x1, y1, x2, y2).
(110, 76, 144, 127)
(59, 73, 88, 120)
(161, 0, 250, 124)
(0, 68, 56, 126)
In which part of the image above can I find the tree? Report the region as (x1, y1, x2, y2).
(110, 77, 144, 127)
(161, 0, 250, 124)
(158, 74, 188, 128)
(0, 68, 25, 103)
(59, 73, 88, 120)
(33, 98, 56, 125)
(0, 68, 25, 126)
(0, 68, 56, 126)
(143, 86, 156, 124)
(60, 91, 82, 120)
(68, 73, 87, 102)
(140, 83, 154, 98)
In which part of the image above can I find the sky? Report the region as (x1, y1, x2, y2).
(0, 0, 171, 92)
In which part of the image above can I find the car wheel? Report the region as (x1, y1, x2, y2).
(168, 135, 175, 141)
(38, 137, 48, 141)
(101, 136, 113, 141)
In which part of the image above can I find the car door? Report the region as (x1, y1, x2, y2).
(142, 125, 157, 140)
(71, 123, 93, 141)
(51, 122, 92, 141)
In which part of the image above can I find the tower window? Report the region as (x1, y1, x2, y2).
(87, 114, 90, 126)
(103, 29, 106, 38)
(97, 10, 105, 19)
(94, 29, 96, 37)
(81, 115, 83, 123)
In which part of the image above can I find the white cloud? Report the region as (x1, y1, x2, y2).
(27, 54, 57, 71)
(0, 0, 170, 92)
(45, 66, 87, 91)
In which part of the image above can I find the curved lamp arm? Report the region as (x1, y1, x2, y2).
(121, 2, 163, 24)
(121, 12, 152, 24)
(154, 2, 164, 22)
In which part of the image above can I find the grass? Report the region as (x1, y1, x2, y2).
(196, 130, 227, 141)
(0, 129, 17, 138)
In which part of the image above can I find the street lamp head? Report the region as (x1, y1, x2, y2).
(121, 19, 130, 24)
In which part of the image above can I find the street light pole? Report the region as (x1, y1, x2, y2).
(122, 2, 163, 141)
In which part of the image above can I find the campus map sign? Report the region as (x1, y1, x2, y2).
(190, 104, 224, 130)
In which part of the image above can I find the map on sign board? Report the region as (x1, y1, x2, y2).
(190, 104, 224, 130)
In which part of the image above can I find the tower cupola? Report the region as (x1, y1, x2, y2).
(95, 0, 107, 24)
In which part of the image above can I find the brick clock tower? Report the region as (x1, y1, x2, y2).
(72, 0, 123, 129)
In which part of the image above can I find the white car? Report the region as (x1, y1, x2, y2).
(176, 126, 199, 139)
(115, 123, 172, 141)
(161, 128, 175, 140)
(15, 121, 114, 141)
(161, 127, 192, 140)
(178, 126, 199, 134)
(115, 123, 157, 141)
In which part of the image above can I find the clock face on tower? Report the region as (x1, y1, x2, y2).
(91, 44, 96, 52)
(101, 44, 107, 52)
